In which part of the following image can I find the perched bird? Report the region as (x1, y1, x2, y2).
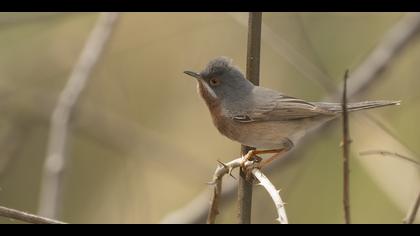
(184, 56, 400, 164)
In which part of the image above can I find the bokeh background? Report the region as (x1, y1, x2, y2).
(0, 12, 419, 224)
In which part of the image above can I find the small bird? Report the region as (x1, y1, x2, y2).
(184, 56, 400, 164)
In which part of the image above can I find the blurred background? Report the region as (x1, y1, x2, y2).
(0, 12, 419, 224)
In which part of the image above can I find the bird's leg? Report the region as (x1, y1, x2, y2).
(258, 149, 288, 169)
(257, 139, 294, 169)
(244, 149, 284, 161)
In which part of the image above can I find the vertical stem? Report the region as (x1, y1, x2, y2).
(238, 12, 262, 224)
(245, 12, 262, 87)
(238, 146, 255, 224)
(342, 70, 351, 224)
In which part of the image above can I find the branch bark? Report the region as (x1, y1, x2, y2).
(0, 205, 65, 224)
(38, 12, 120, 219)
(160, 13, 420, 224)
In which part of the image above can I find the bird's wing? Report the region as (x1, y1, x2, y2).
(232, 87, 334, 122)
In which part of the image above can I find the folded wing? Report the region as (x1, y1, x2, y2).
(232, 87, 334, 122)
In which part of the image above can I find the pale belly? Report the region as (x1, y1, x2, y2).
(214, 116, 334, 150)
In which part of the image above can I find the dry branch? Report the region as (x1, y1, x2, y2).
(207, 158, 242, 223)
(207, 180, 222, 224)
(38, 12, 120, 218)
(403, 191, 420, 224)
(0, 205, 65, 224)
(359, 150, 420, 166)
(160, 13, 420, 224)
(359, 150, 419, 224)
(342, 13, 420, 99)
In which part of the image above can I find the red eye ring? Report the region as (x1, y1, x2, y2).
(209, 78, 220, 86)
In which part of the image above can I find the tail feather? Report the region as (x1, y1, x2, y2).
(314, 100, 401, 113)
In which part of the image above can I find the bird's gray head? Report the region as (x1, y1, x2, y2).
(184, 57, 254, 105)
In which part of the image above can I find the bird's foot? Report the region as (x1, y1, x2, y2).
(242, 149, 288, 181)
(208, 148, 289, 185)
(240, 149, 285, 173)
(240, 150, 258, 172)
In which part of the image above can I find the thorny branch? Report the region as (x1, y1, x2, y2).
(206, 158, 243, 224)
(252, 169, 288, 224)
(38, 12, 120, 219)
(160, 13, 420, 224)
(207, 152, 288, 224)
(0, 205, 65, 224)
(207, 154, 256, 223)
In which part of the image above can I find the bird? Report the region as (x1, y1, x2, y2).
(184, 56, 400, 166)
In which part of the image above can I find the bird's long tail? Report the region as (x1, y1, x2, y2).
(315, 100, 401, 113)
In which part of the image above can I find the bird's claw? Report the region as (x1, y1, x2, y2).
(240, 150, 262, 171)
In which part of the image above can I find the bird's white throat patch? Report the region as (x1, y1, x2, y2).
(197, 80, 217, 99)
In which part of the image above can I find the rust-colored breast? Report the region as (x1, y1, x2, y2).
(197, 82, 239, 140)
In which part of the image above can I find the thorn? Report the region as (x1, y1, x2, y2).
(228, 167, 236, 180)
(339, 140, 353, 147)
(216, 160, 228, 169)
(206, 178, 219, 185)
(206, 181, 216, 185)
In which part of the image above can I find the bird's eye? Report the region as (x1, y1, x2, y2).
(209, 78, 220, 86)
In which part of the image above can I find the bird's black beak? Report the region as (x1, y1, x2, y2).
(184, 71, 202, 80)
